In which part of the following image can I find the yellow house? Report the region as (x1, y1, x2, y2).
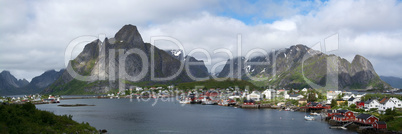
(298, 98, 307, 105)
(336, 99, 345, 106)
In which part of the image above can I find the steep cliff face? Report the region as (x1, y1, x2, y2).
(44, 24, 209, 94)
(0, 71, 29, 95)
(217, 57, 246, 79)
(218, 45, 390, 90)
(23, 69, 65, 94)
(184, 56, 209, 79)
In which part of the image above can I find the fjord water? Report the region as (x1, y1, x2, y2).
(36, 98, 355, 134)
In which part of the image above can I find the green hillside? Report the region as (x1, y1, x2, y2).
(0, 103, 97, 133)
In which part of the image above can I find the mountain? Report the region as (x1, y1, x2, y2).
(0, 71, 29, 95)
(217, 57, 246, 78)
(380, 76, 402, 89)
(218, 45, 391, 90)
(44, 24, 209, 94)
(164, 49, 184, 61)
(22, 69, 65, 94)
(0, 70, 65, 95)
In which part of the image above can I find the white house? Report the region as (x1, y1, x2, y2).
(288, 94, 304, 100)
(326, 90, 342, 104)
(301, 88, 308, 92)
(247, 91, 261, 101)
(379, 97, 402, 111)
(355, 94, 365, 100)
(390, 97, 402, 108)
(364, 99, 381, 109)
(262, 89, 275, 99)
(283, 91, 290, 100)
(347, 97, 361, 106)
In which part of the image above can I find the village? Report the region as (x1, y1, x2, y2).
(115, 86, 402, 132)
(1, 86, 401, 132)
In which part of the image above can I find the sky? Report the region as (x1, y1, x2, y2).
(0, 0, 402, 81)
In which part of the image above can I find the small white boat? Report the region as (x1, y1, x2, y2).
(202, 100, 217, 105)
(179, 98, 191, 104)
(304, 115, 315, 121)
(310, 112, 319, 116)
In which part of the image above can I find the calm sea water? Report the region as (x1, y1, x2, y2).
(36, 98, 356, 134)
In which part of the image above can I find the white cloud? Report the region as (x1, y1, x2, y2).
(1, 0, 402, 80)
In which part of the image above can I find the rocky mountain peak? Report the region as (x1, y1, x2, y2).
(0, 70, 11, 76)
(114, 24, 144, 44)
(44, 24, 210, 94)
(351, 54, 375, 72)
(217, 45, 390, 90)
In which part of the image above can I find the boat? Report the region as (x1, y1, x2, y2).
(284, 107, 291, 111)
(179, 98, 191, 104)
(304, 115, 315, 121)
(202, 100, 217, 105)
(310, 112, 319, 116)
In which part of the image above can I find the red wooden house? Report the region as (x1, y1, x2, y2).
(373, 121, 387, 129)
(354, 114, 379, 125)
(355, 101, 365, 109)
(331, 110, 355, 122)
(243, 99, 255, 105)
(327, 109, 341, 117)
(306, 102, 331, 109)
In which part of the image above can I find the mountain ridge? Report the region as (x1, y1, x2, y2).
(0, 70, 64, 95)
(217, 44, 391, 90)
(380, 76, 402, 89)
(44, 24, 210, 94)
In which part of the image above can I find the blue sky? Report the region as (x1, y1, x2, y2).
(216, 0, 320, 25)
(0, 0, 402, 80)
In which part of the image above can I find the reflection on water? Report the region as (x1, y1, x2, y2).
(36, 98, 356, 134)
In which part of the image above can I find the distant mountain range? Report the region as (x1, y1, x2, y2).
(0, 24, 395, 95)
(380, 76, 402, 89)
(217, 45, 391, 90)
(0, 70, 64, 95)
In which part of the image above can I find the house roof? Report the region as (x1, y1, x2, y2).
(376, 121, 386, 125)
(334, 115, 345, 118)
(338, 110, 348, 113)
(364, 99, 375, 104)
(356, 114, 372, 120)
(310, 102, 320, 106)
(379, 97, 390, 104)
(299, 98, 307, 101)
(348, 97, 355, 101)
(289, 94, 301, 97)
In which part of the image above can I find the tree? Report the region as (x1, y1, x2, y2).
(342, 100, 348, 106)
(307, 92, 317, 102)
(301, 102, 307, 106)
(349, 104, 357, 109)
(369, 108, 378, 112)
(336, 93, 343, 100)
(331, 99, 337, 108)
(385, 108, 397, 116)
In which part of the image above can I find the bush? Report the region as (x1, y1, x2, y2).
(349, 104, 357, 109)
(0, 103, 97, 133)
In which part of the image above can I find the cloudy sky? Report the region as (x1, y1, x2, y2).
(1, 0, 401, 81)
